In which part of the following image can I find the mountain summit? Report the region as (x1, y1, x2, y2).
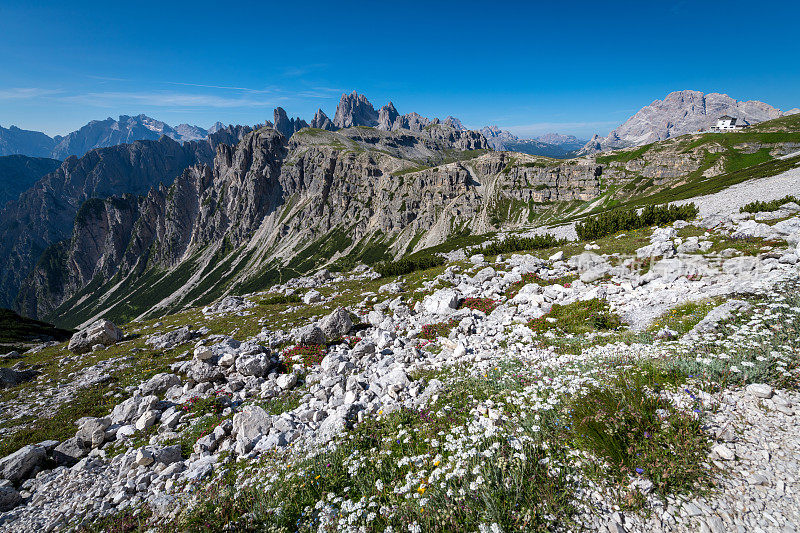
(580, 90, 787, 154)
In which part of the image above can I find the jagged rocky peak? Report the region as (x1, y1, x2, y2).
(443, 116, 465, 130)
(273, 107, 309, 139)
(377, 102, 400, 130)
(333, 91, 379, 128)
(579, 89, 787, 154)
(310, 109, 335, 131)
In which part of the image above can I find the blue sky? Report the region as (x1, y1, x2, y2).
(0, 0, 798, 139)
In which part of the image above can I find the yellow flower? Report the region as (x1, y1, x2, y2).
(433, 461, 440, 466)
(418, 485, 426, 494)
(315, 475, 321, 479)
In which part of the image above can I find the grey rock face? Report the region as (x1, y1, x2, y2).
(67, 319, 123, 354)
(146, 326, 193, 350)
(333, 91, 378, 128)
(0, 444, 46, 483)
(377, 102, 400, 131)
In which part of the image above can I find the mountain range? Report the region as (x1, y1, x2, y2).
(0, 115, 212, 160)
(2, 88, 799, 328)
(479, 126, 586, 158)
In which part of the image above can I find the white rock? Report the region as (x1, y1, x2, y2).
(746, 383, 773, 399)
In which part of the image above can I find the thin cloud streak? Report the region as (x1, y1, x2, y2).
(59, 91, 283, 108)
(0, 88, 62, 100)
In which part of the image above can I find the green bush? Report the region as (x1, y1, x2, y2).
(259, 294, 301, 305)
(740, 195, 798, 213)
(376, 255, 445, 277)
(473, 233, 567, 256)
(576, 203, 698, 241)
(528, 298, 621, 335)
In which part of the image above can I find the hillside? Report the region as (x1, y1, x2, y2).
(0, 155, 61, 206)
(15, 114, 800, 331)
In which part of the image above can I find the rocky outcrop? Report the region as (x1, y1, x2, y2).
(377, 103, 400, 131)
(272, 108, 308, 140)
(18, 127, 596, 326)
(333, 91, 379, 128)
(309, 109, 335, 131)
(580, 90, 787, 154)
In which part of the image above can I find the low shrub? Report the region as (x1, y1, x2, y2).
(528, 298, 622, 335)
(740, 195, 798, 213)
(376, 255, 445, 277)
(419, 319, 459, 340)
(473, 233, 567, 256)
(282, 344, 327, 369)
(458, 297, 498, 314)
(259, 293, 301, 305)
(576, 203, 698, 241)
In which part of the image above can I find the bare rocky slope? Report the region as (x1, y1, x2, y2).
(0, 126, 252, 311)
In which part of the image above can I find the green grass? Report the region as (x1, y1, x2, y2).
(569, 370, 711, 500)
(0, 383, 116, 457)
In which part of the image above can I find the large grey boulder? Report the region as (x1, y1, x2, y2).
(232, 405, 272, 452)
(139, 373, 181, 396)
(319, 307, 353, 340)
(0, 485, 22, 511)
(0, 444, 46, 483)
(67, 319, 123, 354)
(110, 394, 159, 425)
(187, 359, 225, 383)
(52, 437, 88, 466)
(146, 326, 193, 350)
(76, 417, 110, 449)
(0, 367, 38, 389)
(235, 353, 273, 378)
(294, 324, 326, 345)
(421, 289, 460, 315)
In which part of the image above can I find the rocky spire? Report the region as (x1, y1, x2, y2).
(333, 91, 378, 129)
(377, 102, 400, 131)
(273, 108, 309, 139)
(310, 109, 335, 131)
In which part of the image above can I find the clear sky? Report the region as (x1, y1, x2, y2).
(1, 0, 798, 139)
